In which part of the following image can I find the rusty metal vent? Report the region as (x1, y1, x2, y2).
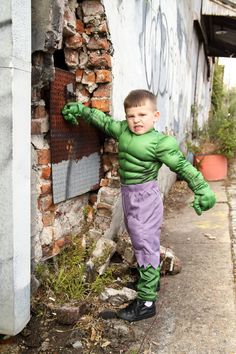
(50, 68, 103, 203)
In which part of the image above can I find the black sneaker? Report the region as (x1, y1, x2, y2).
(116, 298, 156, 322)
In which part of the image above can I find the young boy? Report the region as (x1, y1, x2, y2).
(62, 89, 216, 322)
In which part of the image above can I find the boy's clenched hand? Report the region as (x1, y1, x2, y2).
(192, 188, 216, 215)
(61, 102, 84, 125)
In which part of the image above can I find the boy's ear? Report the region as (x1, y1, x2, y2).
(154, 111, 160, 121)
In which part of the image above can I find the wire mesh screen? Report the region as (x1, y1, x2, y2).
(50, 68, 103, 203)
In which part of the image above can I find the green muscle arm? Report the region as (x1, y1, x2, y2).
(62, 102, 125, 140)
(156, 136, 216, 215)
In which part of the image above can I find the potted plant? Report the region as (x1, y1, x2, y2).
(186, 62, 236, 181)
(187, 111, 236, 180)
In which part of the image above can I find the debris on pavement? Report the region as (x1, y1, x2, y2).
(160, 245, 182, 275)
(204, 232, 216, 240)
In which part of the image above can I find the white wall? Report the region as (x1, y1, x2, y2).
(102, 0, 212, 194)
(0, 0, 31, 335)
(103, 0, 212, 137)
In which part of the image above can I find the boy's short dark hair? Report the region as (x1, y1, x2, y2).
(124, 89, 157, 110)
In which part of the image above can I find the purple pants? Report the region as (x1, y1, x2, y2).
(121, 180, 163, 269)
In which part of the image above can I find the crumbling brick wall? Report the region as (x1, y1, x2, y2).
(31, 0, 122, 262)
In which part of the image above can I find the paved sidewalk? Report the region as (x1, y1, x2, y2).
(227, 159, 236, 282)
(136, 180, 236, 354)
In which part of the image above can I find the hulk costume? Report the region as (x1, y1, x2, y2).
(62, 102, 216, 311)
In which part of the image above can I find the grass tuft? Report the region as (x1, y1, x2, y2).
(35, 236, 116, 303)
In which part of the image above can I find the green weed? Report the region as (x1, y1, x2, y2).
(35, 236, 116, 303)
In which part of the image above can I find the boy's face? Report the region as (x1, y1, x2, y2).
(125, 100, 160, 135)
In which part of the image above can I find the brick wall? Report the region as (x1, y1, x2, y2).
(31, 0, 122, 262)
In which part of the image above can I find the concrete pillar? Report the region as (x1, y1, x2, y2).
(0, 0, 31, 335)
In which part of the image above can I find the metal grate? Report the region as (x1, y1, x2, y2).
(50, 68, 103, 203)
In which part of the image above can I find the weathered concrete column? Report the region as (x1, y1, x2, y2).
(0, 0, 31, 335)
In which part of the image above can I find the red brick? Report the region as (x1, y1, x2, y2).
(89, 52, 112, 68)
(38, 195, 54, 212)
(65, 33, 83, 49)
(75, 68, 84, 82)
(95, 70, 112, 83)
(91, 98, 110, 112)
(41, 166, 51, 180)
(40, 182, 52, 196)
(64, 49, 79, 68)
(104, 138, 118, 153)
(82, 71, 96, 85)
(55, 238, 66, 248)
(85, 22, 108, 35)
(33, 104, 46, 119)
(102, 154, 112, 171)
(82, 1, 104, 16)
(93, 84, 111, 98)
(64, 7, 76, 24)
(37, 149, 51, 165)
(76, 19, 85, 33)
(42, 212, 55, 226)
(31, 120, 41, 135)
(63, 7, 76, 36)
(87, 38, 110, 51)
(31, 118, 49, 135)
(100, 178, 109, 187)
(89, 193, 98, 205)
(76, 87, 90, 103)
(109, 153, 118, 162)
(98, 21, 108, 33)
(51, 243, 60, 257)
(78, 51, 89, 68)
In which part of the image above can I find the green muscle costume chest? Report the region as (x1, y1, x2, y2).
(118, 128, 162, 184)
(79, 106, 209, 191)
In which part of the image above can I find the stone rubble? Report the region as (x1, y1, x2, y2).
(86, 237, 117, 278)
(100, 287, 137, 305)
(72, 340, 83, 349)
(55, 302, 91, 325)
(160, 245, 182, 275)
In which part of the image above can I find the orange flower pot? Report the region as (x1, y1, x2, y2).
(194, 154, 228, 181)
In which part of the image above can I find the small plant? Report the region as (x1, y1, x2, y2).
(83, 204, 95, 222)
(208, 110, 236, 158)
(34, 235, 116, 303)
(90, 265, 116, 294)
(82, 206, 89, 217)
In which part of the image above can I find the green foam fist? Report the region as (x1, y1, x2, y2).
(62, 102, 85, 125)
(192, 188, 216, 215)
